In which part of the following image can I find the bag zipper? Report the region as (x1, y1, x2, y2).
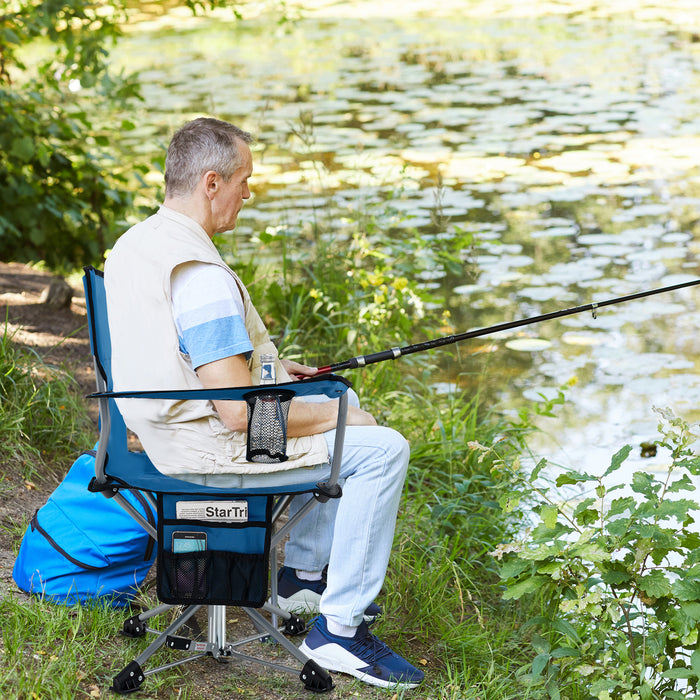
(30, 511, 109, 572)
(29, 449, 157, 569)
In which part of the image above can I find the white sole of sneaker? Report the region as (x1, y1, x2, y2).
(273, 594, 379, 624)
(275, 592, 321, 615)
(298, 640, 422, 690)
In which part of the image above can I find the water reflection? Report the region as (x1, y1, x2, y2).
(113, 0, 700, 475)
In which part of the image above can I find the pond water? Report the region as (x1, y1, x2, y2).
(111, 0, 700, 481)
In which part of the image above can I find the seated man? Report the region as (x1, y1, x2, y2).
(104, 117, 424, 690)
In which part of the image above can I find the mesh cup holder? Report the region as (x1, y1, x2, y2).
(244, 388, 295, 463)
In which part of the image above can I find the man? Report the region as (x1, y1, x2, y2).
(104, 117, 424, 690)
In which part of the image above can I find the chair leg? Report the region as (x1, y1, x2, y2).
(270, 545, 280, 629)
(232, 607, 334, 693)
(112, 602, 333, 695)
(208, 605, 227, 652)
(121, 603, 177, 637)
(112, 605, 203, 694)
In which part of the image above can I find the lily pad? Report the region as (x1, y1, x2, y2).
(505, 338, 552, 352)
(561, 332, 608, 347)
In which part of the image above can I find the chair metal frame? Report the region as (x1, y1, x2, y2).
(83, 266, 349, 694)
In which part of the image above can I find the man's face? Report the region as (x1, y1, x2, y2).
(212, 142, 253, 234)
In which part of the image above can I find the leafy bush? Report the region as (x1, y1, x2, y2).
(491, 407, 700, 700)
(0, 86, 137, 269)
(0, 0, 240, 269)
(0, 1, 140, 268)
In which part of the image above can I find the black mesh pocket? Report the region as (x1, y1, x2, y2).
(161, 550, 208, 602)
(209, 551, 267, 606)
(244, 389, 295, 463)
(159, 549, 268, 606)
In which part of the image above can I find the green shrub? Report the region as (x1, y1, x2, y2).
(493, 407, 700, 700)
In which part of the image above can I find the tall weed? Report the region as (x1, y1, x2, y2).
(0, 323, 92, 478)
(226, 167, 541, 697)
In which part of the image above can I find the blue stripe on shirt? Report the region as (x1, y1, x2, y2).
(177, 298, 245, 332)
(180, 315, 253, 369)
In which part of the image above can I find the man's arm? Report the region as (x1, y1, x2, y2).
(195, 354, 376, 435)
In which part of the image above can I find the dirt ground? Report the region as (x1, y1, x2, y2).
(0, 262, 95, 602)
(0, 262, 402, 700)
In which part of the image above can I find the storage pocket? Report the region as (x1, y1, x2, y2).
(161, 549, 208, 602)
(159, 549, 267, 606)
(156, 494, 272, 607)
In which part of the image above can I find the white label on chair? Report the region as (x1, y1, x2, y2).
(175, 500, 249, 522)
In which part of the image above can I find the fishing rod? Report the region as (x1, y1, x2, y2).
(315, 278, 700, 375)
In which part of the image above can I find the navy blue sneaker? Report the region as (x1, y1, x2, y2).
(275, 567, 382, 623)
(299, 615, 424, 689)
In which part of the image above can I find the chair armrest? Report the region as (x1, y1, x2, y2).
(89, 374, 351, 495)
(87, 373, 351, 403)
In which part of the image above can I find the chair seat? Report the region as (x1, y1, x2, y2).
(104, 449, 329, 496)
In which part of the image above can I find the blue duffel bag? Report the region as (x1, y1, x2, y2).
(12, 448, 157, 607)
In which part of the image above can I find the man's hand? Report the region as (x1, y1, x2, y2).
(280, 359, 377, 425)
(281, 358, 318, 380)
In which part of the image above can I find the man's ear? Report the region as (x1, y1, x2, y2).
(203, 170, 219, 200)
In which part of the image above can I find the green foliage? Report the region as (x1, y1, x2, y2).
(0, 322, 92, 477)
(0, 84, 137, 268)
(0, 1, 141, 268)
(225, 195, 455, 404)
(0, 0, 245, 269)
(269, 233, 429, 359)
(493, 406, 700, 700)
(377, 384, 543, 697)
(0, 0, 125, 83)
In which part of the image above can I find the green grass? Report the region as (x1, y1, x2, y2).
(0, 321, 93, 481)
(0, 593, 200, 700)
(0, 367, 537, 699)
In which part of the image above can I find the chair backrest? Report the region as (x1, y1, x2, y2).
(81, 266, 350, 496)
(83, 265, 137, 487)
(83, 266, 113, 392)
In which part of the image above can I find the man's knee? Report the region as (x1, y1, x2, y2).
(375, 426, 410, 474)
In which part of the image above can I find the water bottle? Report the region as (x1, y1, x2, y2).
(260, 353, 276, 385)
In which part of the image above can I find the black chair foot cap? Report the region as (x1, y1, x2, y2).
(284, 614, 307, 636)
(111, 660, 145, 694)
(300, 660, 334, 693)
(121, 615, 147, 638)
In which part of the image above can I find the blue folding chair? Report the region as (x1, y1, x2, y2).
(83, 266, 350, 694)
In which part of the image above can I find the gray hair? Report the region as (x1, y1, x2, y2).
(164, 118, 254, 197)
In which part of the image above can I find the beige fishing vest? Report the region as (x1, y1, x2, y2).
(104, 206, 329, 475)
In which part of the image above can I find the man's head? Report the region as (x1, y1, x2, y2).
(165, 118, 253, 198)
(164, 118, 254, 235)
